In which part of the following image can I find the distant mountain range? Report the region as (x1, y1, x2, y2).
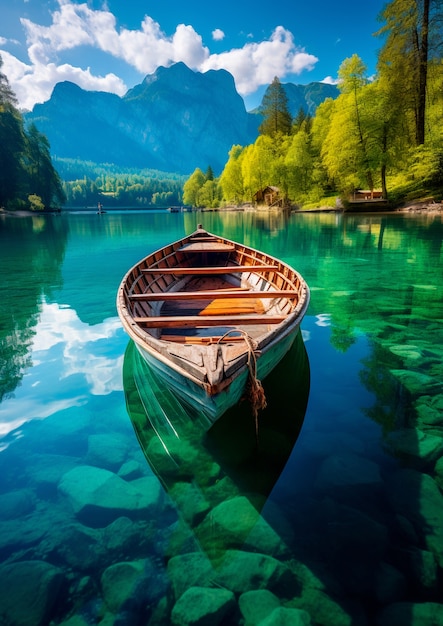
(25, 63, 338, 176)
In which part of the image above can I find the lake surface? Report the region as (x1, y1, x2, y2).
(0, 209, 442, 626)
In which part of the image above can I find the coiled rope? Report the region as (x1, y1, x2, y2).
(217, 330, 267, 438)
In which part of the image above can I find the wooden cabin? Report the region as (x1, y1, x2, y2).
(254, 186, 282, 207)
(351, 189, 384, 201)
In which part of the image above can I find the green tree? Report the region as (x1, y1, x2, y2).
(259, 77, 292, 137)
(219, 145, 245, 205)
(25, 123, 65, 208)
(183, 168, 205, 207)
(376, 0, 441, 145)
(285, 125, 314, 198)
(0, 57, 26, 208)
(198, 179, 220, 208)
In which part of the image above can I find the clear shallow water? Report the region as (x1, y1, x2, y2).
(0, 210, 442, 625)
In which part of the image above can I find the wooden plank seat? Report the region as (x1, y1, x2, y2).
(141, 264, 280, 275)
(178, 242, 236, 252)
(133, 314, 286, 328)
(129, 289, 297, 301)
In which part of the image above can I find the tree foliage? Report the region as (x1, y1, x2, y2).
(0, 56, 65, 210)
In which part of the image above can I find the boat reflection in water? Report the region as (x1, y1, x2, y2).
(123, 331, 310, 566)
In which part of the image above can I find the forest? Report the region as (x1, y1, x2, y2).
(184, 0, 443, 209)
(57, 160, 186, 209)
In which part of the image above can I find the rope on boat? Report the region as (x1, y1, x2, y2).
(217, 330, 267, 437)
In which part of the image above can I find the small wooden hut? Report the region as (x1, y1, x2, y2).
(253, 186, 282, 207)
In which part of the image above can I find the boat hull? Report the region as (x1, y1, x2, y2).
(134, 316, 301, 423)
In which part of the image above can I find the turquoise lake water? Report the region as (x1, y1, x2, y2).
(0, 209, 442, 625)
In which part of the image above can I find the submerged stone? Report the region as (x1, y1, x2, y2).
(314, 453, 382, 491)
(384, 428, 443, 466)
(58, 465, 162, 526)
(0, 560, 64, 626)
(101, 559, 146, 613)
(214, 549, 299, 597)
(86, 433, 129, 470)
(238, 589, 281, 625)
(167, 552, 215, 599)
(171, 586, 236, 626)
(0, 489, 35, 520)
(197, 495, 286, 556)
(390, 369, 439, 394)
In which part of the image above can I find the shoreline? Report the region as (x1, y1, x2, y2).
(1, 199, 442, 218)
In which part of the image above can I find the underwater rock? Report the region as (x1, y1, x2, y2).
(214, 549, 299, 597)
(118, 460, 146, 480)
(415, 394, 443, 432)
(389, 369, 440, 394)
(0, 560, 64, 626)
(58, 465, 162, 526)
(167, 552, 215, 599)
(376, 601, 443, 626)
(238, 589, 281, 625)
(0, 489, 36, 520)
(300, 431, 364, 458)
(389, 344, 422, 360)
(257, 606, 312, 626)
(169, 482, 211, 526)
(171, 586, 236, 626)
(146, 436, 200, 480)
(314, 453, 382, 491)
(386, 469, 443, 567)
(27, 453, 79, 497)
(0, 516, 47, 556)
(86, 433, 130, 471)
(197, 495, 286, 556)
(101, 559, 145, 612)
(41, 522, 103, 571)
(384, 428, 443, 466)
(102, 516, 153, 560)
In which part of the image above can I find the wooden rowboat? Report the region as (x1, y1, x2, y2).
(117, 225, 310, 424)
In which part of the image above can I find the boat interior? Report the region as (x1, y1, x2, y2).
(123, 230, 303, 344)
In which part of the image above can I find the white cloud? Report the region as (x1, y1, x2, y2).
(1, 50, 127, 111)
(202, 26, 318, 95)
(0, 0, 318, 109)
(321, 75, 340, 85)
(212, 28, 225, 41)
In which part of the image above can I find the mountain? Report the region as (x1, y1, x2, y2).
(25, 63, 338, 176)
(253, 81, 339, 117)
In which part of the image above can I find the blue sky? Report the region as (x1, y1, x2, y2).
(0, 0, 386, 111)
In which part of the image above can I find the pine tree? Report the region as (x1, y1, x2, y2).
(259, 77, 292, 137)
